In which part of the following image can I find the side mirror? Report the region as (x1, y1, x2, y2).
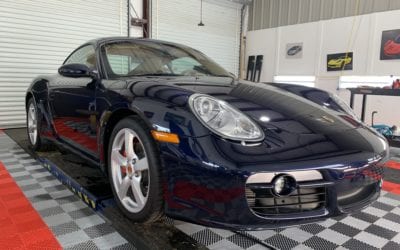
(58, 63, 97, 78)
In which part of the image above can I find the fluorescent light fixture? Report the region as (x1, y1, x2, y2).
(273, 75, 316, 87)
(339, 76, 398, 89)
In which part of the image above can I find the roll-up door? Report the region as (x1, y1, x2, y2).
(151, 0, 241, 75)
(0, 0, 128, 128)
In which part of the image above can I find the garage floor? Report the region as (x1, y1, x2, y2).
(1, 129, 400, 250)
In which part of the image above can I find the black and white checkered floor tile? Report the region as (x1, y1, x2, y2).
(0, 132, 135, 250)
(2, 130, 400, 250)
(171, 192, 400, 250)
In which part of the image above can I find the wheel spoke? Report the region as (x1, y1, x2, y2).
(134, 157, 149, 172)
(131, 176, 145, 206)
(125, 130, 135, 159)
(118, 176, 131, 198)
(30, 108, 36, 121)
(112, 149, 127, 166)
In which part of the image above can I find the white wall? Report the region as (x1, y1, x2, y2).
(246, 9, 400, 127)
(151, 0, 242, 74)
(0, 0, 128, 128)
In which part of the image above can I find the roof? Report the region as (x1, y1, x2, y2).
(86, 36, 183, 48)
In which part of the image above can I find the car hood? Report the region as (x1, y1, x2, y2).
(127, 77, 363, 135)
(121, 77, 388, 163)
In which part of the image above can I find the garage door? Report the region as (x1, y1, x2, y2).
(0, 0, 128, 128)
(151, 0, 241, 75)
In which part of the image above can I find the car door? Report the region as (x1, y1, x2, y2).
(48, 45, 99, 159)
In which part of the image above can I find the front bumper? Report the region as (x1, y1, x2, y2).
(160, 134, 388, 230)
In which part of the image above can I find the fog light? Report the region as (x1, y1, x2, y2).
(272, 174, 297, 196)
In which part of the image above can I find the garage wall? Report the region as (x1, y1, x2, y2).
(248, 0, 400, 30)
(245, 9, 400, 127)
(0, 0, 128, 128)
(151, 0, 242, 75)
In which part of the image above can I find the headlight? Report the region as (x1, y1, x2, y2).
(189, 94, 264, 142)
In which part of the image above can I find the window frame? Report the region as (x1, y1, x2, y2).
(63, 44, 97, 68)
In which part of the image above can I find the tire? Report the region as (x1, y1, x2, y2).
(26, 98, 43, 151)
(108, 116, 164, 223)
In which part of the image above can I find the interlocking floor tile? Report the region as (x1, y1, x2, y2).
(265, 234, 299, 249)
(2, 131, 400, 250)
(0, 133, 135, 249)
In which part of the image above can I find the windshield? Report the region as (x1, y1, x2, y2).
(103, 41, 231, 78)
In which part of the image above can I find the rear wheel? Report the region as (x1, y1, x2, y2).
(108, 117, 163, 222)
(26, 98, 43, 150)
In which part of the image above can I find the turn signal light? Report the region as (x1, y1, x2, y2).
(151, 130, 180, 144)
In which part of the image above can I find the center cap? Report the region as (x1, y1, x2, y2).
(126, 164, 135, 177)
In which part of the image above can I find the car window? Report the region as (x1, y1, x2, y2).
(107, 54, 141, 75)
(103, 42, 230, 78)
(64, 45, 96, 69)
(169, 57, 202, 75)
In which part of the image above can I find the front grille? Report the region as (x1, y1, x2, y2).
(245, 185, 326, 216)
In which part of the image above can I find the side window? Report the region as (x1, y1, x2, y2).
(170, 57, 201, 74)
(64, 45, 96, 69)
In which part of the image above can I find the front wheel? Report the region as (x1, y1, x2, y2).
(108, 117, 164, 223)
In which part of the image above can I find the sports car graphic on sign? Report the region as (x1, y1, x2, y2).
(381, 29, 400, 60)
(328, 56, 352, 68)
(327, 52, 353, 71)
(287, 45, 302, 56)
(26, 37, 388, 230)
(286, 43, 303, 59)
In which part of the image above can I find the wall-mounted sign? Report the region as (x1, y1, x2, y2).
(327, 52, 353, 71)
(380, 29, 400, 60)
(285, 43, 303, 59)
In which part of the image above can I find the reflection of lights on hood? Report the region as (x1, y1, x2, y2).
(202, 161, 220, 168)
(323, 102, 330, 106)
(316, 116, 335, 124)
(153, 124, 170, 133)
(260, 116, 270, 122)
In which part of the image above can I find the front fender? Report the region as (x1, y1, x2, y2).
(26, 77, 54, 138)
(130, 97, 210, 137)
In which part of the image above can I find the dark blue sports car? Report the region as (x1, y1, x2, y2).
(26, 37, 389, 230)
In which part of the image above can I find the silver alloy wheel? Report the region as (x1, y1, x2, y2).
(111, 128, 150, 213)
(27, 102, 37, 145)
